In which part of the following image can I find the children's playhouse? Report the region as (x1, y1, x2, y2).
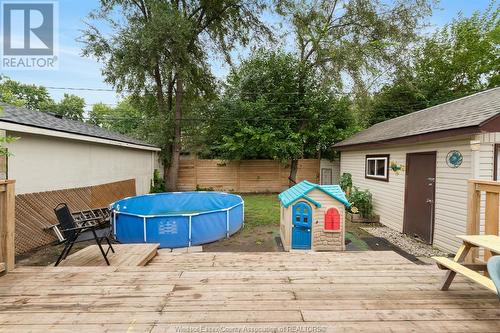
(278, 180, 350, 251)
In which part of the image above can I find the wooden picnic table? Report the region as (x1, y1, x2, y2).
(433, 235, 499, 294)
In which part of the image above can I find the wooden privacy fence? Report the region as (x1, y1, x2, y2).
(0, 180, 15, 274)
(178, 158, 320, 193)
(15, 179, 136, 255)
(466, 179, 500, 262)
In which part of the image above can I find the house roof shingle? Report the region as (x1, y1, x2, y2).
(0, 103, 158, 149)
(334, 87, 500, 149)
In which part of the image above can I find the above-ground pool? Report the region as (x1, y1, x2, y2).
(110, 192, 244, 248)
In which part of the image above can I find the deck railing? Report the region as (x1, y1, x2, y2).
(466, 179, 500, 262)
(0, 180, 15, 274)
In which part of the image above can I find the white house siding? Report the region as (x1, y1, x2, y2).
(340, 137, 475, 253)
(6, 132, 158, 195)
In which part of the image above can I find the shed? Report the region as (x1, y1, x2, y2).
(333, 87, 500, 253)
(278, 180, 349, 251)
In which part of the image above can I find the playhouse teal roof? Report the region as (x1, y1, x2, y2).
(278, 180, 350, 208)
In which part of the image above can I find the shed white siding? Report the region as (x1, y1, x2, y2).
(5, 132, 159, 195)
(340, 138, 475, 253)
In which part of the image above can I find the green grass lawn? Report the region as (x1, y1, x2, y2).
(242, 193, 280, 228)
(203, 193, 280, 251)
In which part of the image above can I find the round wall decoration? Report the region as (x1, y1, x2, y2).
(446, 150, 463, 168)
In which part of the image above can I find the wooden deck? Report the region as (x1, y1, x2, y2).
(0, 251, 499, 332)
(60, 244, 159, 267)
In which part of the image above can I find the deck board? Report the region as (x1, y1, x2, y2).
(59, 243, 159, 267)
(1, 251, 499, 332)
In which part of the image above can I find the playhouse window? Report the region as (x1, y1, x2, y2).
(324, 207, 341, 231)
(365, 154, 389, 181)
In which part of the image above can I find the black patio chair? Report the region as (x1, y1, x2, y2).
(53, 203, 115, 266)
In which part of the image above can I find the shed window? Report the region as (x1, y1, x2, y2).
(324, 207, 341, 231)
(365, 155, 389, 181)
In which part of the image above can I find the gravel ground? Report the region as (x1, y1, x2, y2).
(362, 226, 449, 258)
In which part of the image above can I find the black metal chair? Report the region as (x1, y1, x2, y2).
(53, 203, 115, 266)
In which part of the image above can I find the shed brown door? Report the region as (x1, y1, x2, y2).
(403, 152, 436, 244)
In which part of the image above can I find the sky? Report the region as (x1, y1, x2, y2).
(1, 0, 495, 111)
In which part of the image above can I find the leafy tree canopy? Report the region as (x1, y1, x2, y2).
(0, 77, 86, 121)
(38, 93, 86, 121)
(89, 99, 143, 136)
(277, 0, 433, 92)
(366, 4, 499, 126)
(81, 0, 272, 190)
(202, 50, 356, 162)
(414, 4, 499, 105)
(0, 76, 51, 109)
(366, 77, 427, 126)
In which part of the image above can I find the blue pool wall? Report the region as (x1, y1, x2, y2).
(110, 192, 244, 248)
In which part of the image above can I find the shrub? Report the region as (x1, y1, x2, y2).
(150, 169, 165, 193)
(340, 173, 352, 193)
(196, 185, 215, 191)
(348, 187, 374, 218)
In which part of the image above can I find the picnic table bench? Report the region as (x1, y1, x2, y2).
(432, 235, 499, 294)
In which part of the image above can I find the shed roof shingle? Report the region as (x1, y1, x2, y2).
(0, 103, 157, 148)
(334, 87, 500, 149)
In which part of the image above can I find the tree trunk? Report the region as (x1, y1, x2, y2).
(153, 63, 166, 114)
(166, 76, 183, 191)
(289, 159, 299, 187)
(167, 72, 174, 112)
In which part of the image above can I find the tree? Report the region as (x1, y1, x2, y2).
(0, 76, 52, 110)
(55, 94, 86, 121)
(413, 4, 499, 105)
(0, 77, 87, 121)
(88, 102, 114, 128)
(89, 99, 143, 135)
(0, 103, 16, 157)
(82, 0, 271, 191)
(203, 50, 355, 165)
(367, 78, 427, 126)
(276, 0, 433, 182)
(39, 93, 85, 121)
(365, 4, 499, 126)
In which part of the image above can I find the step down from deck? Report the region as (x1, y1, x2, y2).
(59, 244, 159, 267)
(432, 256, 497, 293)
